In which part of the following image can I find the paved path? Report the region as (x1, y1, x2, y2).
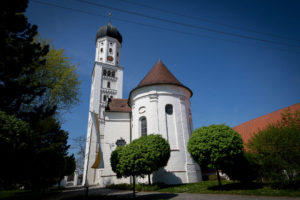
(49, 186, 300, 200)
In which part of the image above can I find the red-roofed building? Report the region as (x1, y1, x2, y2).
(233, 103, 300, 144)
(83, 21, 201, 187)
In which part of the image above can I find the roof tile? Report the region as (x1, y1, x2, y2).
(233, 103, 300, 144)
(106, 98, 131, 112)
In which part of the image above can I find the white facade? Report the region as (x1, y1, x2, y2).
(130, 85, 202, 184)
(83, 23, 202, 187)
(83, 31, 123, 186)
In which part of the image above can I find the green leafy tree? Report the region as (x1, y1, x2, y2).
(0, 0, 80, 190)
(188, 124, 244, 186)
(34, 41, 81, 111)
(247, 110, 300, 188)
(111, 134, 170, 197)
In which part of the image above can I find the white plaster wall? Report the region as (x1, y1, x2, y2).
(96, 36, 121, 66)
(83, 37, 123, 186)
(99, 111, 131, 187)
(130, 84, 202, 184)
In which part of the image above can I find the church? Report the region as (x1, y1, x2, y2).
(82, 22, 202, 187)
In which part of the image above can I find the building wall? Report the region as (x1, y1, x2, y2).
(83, 63, 123, 186)
(99, 111, 131, 187)
(130, 84, 202, 184)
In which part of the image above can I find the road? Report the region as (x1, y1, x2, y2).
(49, 186, 300, 200)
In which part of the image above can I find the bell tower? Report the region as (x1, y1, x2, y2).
(83, 21, 123, 186)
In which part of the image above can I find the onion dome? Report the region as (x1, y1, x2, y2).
(96, 23, 123, 44)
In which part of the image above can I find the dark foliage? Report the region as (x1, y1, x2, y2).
(0, 0, 77, 190)
(0, 0, 49, 116)
(221, 152, 260, 183)
(247, 110, 300, 189)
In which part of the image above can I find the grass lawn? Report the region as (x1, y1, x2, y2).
(106, 180, 300, 197)
(0, 187, 63, 199)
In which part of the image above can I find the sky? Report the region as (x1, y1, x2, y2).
(26, 0, 300, 155)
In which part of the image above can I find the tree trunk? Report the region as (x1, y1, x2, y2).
(133, 175, 136, 198)
(216, 168, 222, 187)
(148, 174, 151, 185)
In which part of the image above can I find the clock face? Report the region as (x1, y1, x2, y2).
(107, 56, 114, 61)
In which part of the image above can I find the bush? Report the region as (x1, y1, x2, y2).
(222, 152, 260, 183)
(247, 110, 300, 188)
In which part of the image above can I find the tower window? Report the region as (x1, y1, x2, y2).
(103, 69, 107, 76)
(112, 71, 115, 77)
(101, 42, 103, 45)
(107, 71, 111, 76)
(117, 52, 119, 57)
(100, 48, 103, 53)
(109, 48, 112, 54)
(110, 42, 112, 45)
(165, 104, 173, 115)
(107, 82, 110, 88)
(140, 117, 147, 136)
(103, 95, 107, 102)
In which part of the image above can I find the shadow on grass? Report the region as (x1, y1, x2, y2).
(208, 182, 264, 191)
(62, 192, 178, 200)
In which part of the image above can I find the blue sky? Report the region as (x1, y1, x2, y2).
(26, 0, 300, 154)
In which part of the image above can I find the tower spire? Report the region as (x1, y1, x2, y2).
(108, 12, 112, 24)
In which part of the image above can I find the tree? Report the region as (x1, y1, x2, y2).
(0, 0, 49, 116)
(111, 134, 170, 197)
(0, 112, 33, 189)
(34, 41, 81, 112)
(0, 0, 80, 190)
(72, 136, 86, 175)
(0, 1, 80, 118)
(247, 110, 300, 188)
(187, 124, 244, 186)
(221, 152, 260, 183)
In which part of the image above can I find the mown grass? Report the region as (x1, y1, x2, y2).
(107, 180, 300, 197)
(0, 187, 63, 199)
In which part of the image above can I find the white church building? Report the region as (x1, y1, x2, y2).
(83, 22, 202, 187)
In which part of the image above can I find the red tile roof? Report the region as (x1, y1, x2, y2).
(129, 60, 192, 103)
(106, 98, 131, 112)
(233, 103, 300, 144)
(138, 60, 182, 87)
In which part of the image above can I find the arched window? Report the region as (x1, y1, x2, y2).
(165, 104, 173, 115)
(100, 48, 103, 53)
(107, 71, 111, 76)
(107, 82, 110, 88)
(112, 71, 115, 77)
(140, 117, 147, 136)
(103, 69, 107, 76)
(103, 95, 107, 102)
(109, 48, 112, 54)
